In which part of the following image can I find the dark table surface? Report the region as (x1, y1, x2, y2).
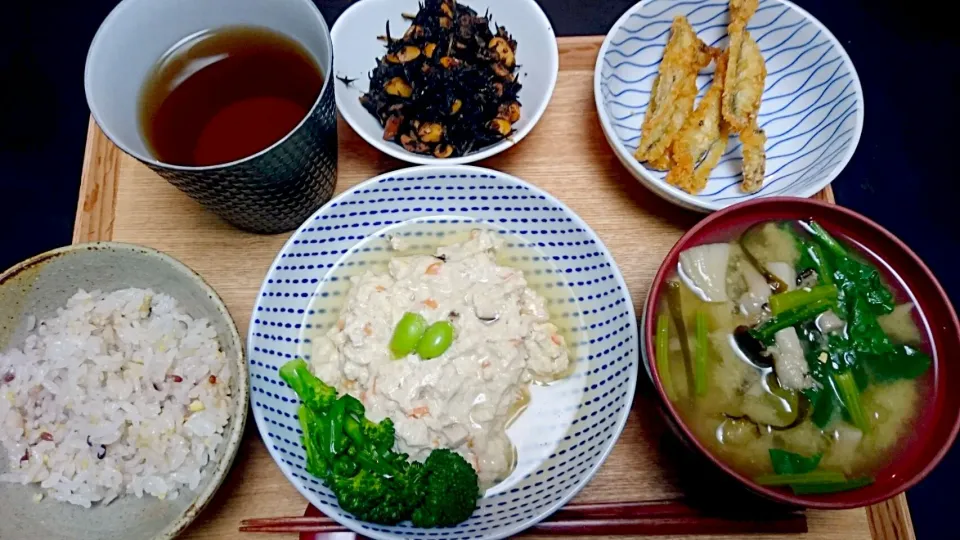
(1, 0, 957, 537)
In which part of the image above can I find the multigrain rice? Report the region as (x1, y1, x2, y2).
(0, 288, 232, 507)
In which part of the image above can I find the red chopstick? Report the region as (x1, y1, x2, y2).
(239, 499, 807, 536)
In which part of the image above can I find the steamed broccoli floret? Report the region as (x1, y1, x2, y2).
(411, 449, 479, 527)
(331, 461, 426, 525)
(332, 454, 359, 478)
(343, 415, 399, 477)
(279, 359, 480, 528)
(279, 358, 336, 412)
(331, 393, 395, 453)
(362, 416, 396, 452)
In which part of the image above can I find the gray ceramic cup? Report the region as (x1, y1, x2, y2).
(84, 0, 337, 234)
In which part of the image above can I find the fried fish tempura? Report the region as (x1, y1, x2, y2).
(647, 75, 697, 170)
(729, 0, 758, 27)
(647, 149, 674, 171)
(643, 80, 673, 171)
(666, 52, 730, 193)
(722, 0, 764, 133)
(739, 119, 767, 192)
(695, 124, 731, 188)
(635, 17, 715, 166)
(723, 0, 767, 192)
(722, 27, 765, 133)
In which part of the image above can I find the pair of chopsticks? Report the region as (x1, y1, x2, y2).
(239, 499, 808, 537)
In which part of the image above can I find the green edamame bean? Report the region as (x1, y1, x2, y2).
(390, 312, 427, 358)
(417, 321, 454, 360)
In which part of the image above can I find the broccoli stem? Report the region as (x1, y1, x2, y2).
(749, 299, 833, 343)
(344, 415, 397, 477)
(354, 450, 399, 477)
(344, 415, 367, 447)
(340, 394, 365, 416)
(769, 284, 838, 316)
(279, 358, 337, 413)
(330, 397, 348, 455)
(279, 358, 318, 400)
(316, 412, 334, 465)
(298, 404, 328, 478)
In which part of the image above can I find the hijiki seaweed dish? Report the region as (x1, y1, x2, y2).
(360, 0, 522, 158)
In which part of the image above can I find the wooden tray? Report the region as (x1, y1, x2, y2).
(74, 36, 914, 540)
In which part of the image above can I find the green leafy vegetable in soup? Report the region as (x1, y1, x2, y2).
(656, 220, 932, 495)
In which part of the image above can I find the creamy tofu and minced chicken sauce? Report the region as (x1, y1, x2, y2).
(311, 230, 570, 488)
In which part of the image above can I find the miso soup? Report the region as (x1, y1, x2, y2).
(653, 220, 932, 494)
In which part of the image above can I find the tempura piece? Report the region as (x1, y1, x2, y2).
(648, 149, 674, 171)
(635, 17, 715, 165)
(644, 81, 673, 171)
(722, 21, 765, 133)
(739, 119, 767, 192)
(694, 125, 731, 190)
(648, 76, 697, 170)
(729, 0, 759, 28)
(666, 52, 730, 193)
(723, 0, 767, 193)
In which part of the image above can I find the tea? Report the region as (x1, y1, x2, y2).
(138, 26, 323, 167)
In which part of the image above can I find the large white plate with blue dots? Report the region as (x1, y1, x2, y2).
(247, 165, 639, 539)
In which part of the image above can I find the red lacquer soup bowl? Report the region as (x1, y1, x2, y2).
(641, 197, 960, 508)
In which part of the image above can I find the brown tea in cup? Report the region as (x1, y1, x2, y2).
(138, 25, 323, 167)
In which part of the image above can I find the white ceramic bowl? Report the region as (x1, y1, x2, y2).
(248, 165, 639, 539)
(594, 0, 864, 212)
(0, 243, 247, 540)
(331, 0, 559, 165)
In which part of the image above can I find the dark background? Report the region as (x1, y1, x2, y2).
(1, 0, 957, 536)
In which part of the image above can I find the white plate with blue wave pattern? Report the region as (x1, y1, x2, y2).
(248, 165, 639, 540)
(594, 0, 864, 212)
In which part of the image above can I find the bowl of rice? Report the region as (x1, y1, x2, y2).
(0, 243, 247, 540)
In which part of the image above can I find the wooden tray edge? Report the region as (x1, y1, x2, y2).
(72, 75, 913, 540)
(867, 497, 916, 540)
(73, 117, 120, 244)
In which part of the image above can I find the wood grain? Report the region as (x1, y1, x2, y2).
(73, 36, 909, 540)
(867, 497, 916, 540)
(73, 116, 120, 243)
